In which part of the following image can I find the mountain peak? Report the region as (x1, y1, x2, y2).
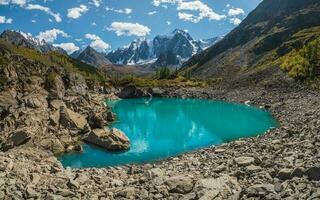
(77, 45, 111, 67)
(0, 29, 67, 55)
(107, 29, 221, 66)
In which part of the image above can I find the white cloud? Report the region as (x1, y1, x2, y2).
(0, 16, 13, 24)
(106, 7, 132, 15)
(90, 0, 102, 7)
(230, 17, 242, 25)
(226, 4, 230, 8)
(152, 0, 225, 23)
(84, 33, 110, 52)
(36, 29, 70, 43)
(147, 11, 158, 15)
(228, 8, 245, 16)
(177, 1, 225, 23)
(53, 43, 79, 54)
(152, 0, 178, 7)
(0, 0, 26, 6)
(25, 4, 61, 22)
(107, 22, 151, 37)
(31, 19, 36, 23)
(67, 5, 88, 19)
(166, 21, 171, 25)
(92, 22, 97, 26)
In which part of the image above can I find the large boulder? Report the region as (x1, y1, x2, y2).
(59, 107, 88, 132)
(118, 85, 146, 99)
(2, 128, 31, 151)
(194, 175, 241, 200)
(165, 176, 194, 194)
(83, 128, 130, 151)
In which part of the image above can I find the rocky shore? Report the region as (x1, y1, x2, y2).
(1, 81, 320, 199)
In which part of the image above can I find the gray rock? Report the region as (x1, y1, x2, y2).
(118, 85, 146, 99)
(278, 168, 292, 180)
(59, 106, 88, 131)
(247, 184, 275, 197)
(194, 175, 241, 200)
(305, 167, 320, 181)
(83, 128, 130, 151)
(165, 176, 194, 194)
(234, 156, 255, 167)
(3, 128, 31, 150)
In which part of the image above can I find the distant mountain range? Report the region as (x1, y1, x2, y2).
(0, 30, 67, 55)
(0, 29, 221, 70)
(106, 29, 221, 67)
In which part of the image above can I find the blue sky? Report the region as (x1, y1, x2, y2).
(0, 0, 262, 54)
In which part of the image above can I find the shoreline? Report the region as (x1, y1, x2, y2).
(1, 86, 319, 199)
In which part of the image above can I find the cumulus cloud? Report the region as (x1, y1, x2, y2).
(166, 21, 171, 25)
(0, 16, 13, 24)
(107, 22, 151, 37)
(85, 33, 110, 52)
(67, 5, 88, 19)
(230, 18, 242, 26)
(36, 29, 70, 43)
(106, 7, 132, 15)
(0, 0, 26, 6)
(152, 0, 225, 23)
(25, 4, 62, 22)
(177, 1, 225, 23)
(147, 11, 158, 15)
(53, 43, 79, 54)
(90, 0, 102, 7)
(228, 8, 245, 16)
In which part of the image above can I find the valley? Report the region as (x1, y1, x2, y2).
(0, 0, 319, 199)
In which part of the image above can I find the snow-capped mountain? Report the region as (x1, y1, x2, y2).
(0, 30, 67, 55)
(106, 29, 220, 67)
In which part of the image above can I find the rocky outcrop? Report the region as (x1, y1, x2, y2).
(83, 128, 130, 151)
(118, 85, 147, 98)
(59, 106, 88, 132)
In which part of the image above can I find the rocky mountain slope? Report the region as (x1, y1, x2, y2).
(0, 30, 67, 55)
(181, 0, 320, 84)
(75, 46, 112, 68)
(106, 29, 220, 67)
(0, 37, 131, 156)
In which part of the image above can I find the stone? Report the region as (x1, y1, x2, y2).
(83, 128, 130, 151)
(291, 167, 304, 178)
(88, 112, 106, 129)
(234, 156, 255, 167)
(278, 168, 292, 180)
(59, 106, 88, 131)
(116, 187, 137, 198)
(194, 175, 241, 200)
(148, 168, 164, 178)
(246, 165, 262, 172)
(165, 176, 193, 194)
(3, 128, 31, 150)
(26, 185, 40, 198)
(150, 88, 165, 96)
(118, 85, 146, 99)
(247, 184, 275, 197)
(23, 94, 48, 109)
(305, 167, 320, 181)
(49, 100, 65, 110)
(106, 111, 116, 122)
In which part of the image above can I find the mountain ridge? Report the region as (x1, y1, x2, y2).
(181, 0, 320, 85)
(106, 29, 221, 67)
(0, 30, 67, 55)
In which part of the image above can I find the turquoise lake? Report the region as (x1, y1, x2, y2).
(59, 98, 278, 168)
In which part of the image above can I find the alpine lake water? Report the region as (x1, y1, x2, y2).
(59, 97, 278, 168)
